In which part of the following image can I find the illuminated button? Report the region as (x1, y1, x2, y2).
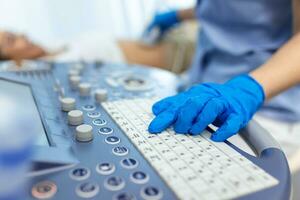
(112, 146, 129, 156)
(105, 136, 120, 144)
(93, 118, 107, 126)
(60, 97, 76, 112)
(76, 182, 99, 198)
(87, 111, 101, 118)
(113, 193, 136, 200)
(98, 127, 113, 135)
(130, 171, 149, 184)
(68, 110, 83, 125)
(69, 167, 90, 181)
(69, 75, 81, 89)
(31, 181, 57, 199)
(68, 69, 80, 77)
(104, 176, 125, 191)
(82, 105, 96, 111)
(96, 162, 115, 175)
(120, 158, 138, 169)
(95, 89, 108, 103)
(140, 186, 163, 200)
(76, 124, 93, 142)
(79, 83, 91, 96)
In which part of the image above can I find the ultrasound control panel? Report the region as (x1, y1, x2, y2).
(0, 61, 179, 200)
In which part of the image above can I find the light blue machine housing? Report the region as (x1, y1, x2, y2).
(0, 61, 291, 200)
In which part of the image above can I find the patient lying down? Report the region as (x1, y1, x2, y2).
(0, 24, 196, 73)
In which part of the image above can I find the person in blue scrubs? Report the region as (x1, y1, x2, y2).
(146, 1, 300, 143)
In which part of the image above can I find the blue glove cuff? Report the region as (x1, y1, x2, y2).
(226, 74, 265, 107)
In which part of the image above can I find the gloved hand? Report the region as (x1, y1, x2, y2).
(148, 75, 265, 142)
(145, 10, 180, 37)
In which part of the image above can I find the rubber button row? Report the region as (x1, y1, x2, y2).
(32, 180, 162, 200)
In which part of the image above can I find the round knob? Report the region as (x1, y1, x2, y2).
(68, 110, 83, 125)
(70, 75, 81, 89)
(79, 83, 91, 96)
(76, 124, 93, 142)
(60, 97, 76, 112)
(95, 89, 108, 103)
(68, 69, 80, 77)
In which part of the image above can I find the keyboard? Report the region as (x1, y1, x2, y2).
(102, 98, 279, 200)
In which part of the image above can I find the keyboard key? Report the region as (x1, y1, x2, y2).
(82, 105, 96, 111)
(76, 182, 99, 198)
(130, 171, 149, 184)
(96, 162, 115, 175)
(87, 111, 101, 118)
(93, 118, 107, 126)
(120, 158, 138, 169)
(105, 136, 120, 144)
(69, 167, 91, 181)
(112, 146, 129, 156)
(140, 186, 163, 200)
(104, 176, 125, 191)
(98, 127, 113, 135)
(113, 192, 136, 200)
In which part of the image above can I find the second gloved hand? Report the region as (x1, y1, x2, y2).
(148, 75, 265, 142)
(145, 10, 180, 37)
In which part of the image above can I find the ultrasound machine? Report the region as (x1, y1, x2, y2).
(0, 61, 291, 200)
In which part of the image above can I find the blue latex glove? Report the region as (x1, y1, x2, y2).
(148, 75, 265, 142)
(146, 10, 180, 36)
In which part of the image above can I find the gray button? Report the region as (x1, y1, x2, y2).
(140, 186, 163, 200)
(76, 182, 99, 198)
(120, 158, 138, 169)
(79, 83, 91, 96)
(60, 97, 76, 112)
(104, 176, 125, 191)
(68, 110, 84, 125)
(69, 167, 90, 181)
(113, 193, 136, 200)
(93, 118, 107, 126)
(31, 181, 57, 199)
(87, 111, 101, 118)
(96, 162, 115, 175)
(76, 124, 93, 142)
(98, 127, 113, 135)
(69, 75, 81, 89)
(130, 171, 149, 184)
(95, 89, 108, 103)
(105, 136, 120, 144)
(112, 146, 129, 156)
(82, 105, 96, 111)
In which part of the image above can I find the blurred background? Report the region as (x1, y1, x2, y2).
(0, 0, 195, 47)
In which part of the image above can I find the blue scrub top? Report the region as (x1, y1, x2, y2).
(189, 0, 300, 122)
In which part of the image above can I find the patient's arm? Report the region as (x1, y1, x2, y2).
(118, 40, 171, 69)
(0, 31, 47, 61)
(178, 8, 196, 21)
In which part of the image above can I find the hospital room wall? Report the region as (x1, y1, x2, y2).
(0, 0, 195, 47)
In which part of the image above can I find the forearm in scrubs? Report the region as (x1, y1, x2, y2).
(250, 0, 300, 100)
